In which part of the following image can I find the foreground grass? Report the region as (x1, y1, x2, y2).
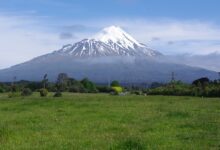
(0, 93, 219, 149)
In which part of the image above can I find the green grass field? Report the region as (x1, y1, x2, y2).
(0, 93, 219, 149)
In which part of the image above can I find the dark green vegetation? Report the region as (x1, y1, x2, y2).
(148, 78, 220, 97)
(0, 93, 219, 149)
(1, 75, 220, 98)
(0, 74, 99, 94)
(0, 73, 120, 98)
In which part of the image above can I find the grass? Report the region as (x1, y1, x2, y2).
(0, 93, 219, 149)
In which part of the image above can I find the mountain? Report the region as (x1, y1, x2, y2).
(54, 26, 162, 57)
(0, 26, 217, 83)
(161, 53, 220, 72)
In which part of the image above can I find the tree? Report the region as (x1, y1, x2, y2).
(11, 76, 17, 92)
(42, 74, 48, 89)
(56, 73, 69, 92)
(81, 78, 97, 93)
(192, 77, 210, 86)
(150, 82, 164, 89)
(111, 80, 120, 87)
(26, 82, 42, 91)
(218, 72, 220, 83)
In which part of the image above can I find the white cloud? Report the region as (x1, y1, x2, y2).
(0, 15, 220, 69)
(0, 15, 85, 69)
(135, 20, 220, 55)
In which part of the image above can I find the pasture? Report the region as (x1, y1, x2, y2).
(0, 93, 219, 149)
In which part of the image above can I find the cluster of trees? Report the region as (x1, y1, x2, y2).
(147, 78, 220, 97)
(1, 74, 220, 98)
(0, 73, 124, 97)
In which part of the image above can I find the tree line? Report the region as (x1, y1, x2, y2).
(147, 77, 220, 97)
(0, 74, 220, 97)
(0, 73, 123, 97)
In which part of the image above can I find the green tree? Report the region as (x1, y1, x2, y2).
(68, 78, 86, 93)
(56, 73, 69, 92)
(42, 74, 48, 89)
(0, 87, 4, 93)
(81, 78, 97, 93)
(111, 80, 120, 87)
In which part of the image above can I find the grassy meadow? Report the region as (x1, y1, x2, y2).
(0, 93, 219, 149)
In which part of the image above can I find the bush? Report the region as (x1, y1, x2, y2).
(69, 86, 80, 93)
(10, 85, 18, 92)
(111, 86, 123, 95)
(133, 91, 142, 95)
(8, 92, 21, 98)
(39, 88, 48, 97)
(21, 88, 32, 96)
(147, 80, 220, 97)
(69, 85, 86, 93)
(0, 87, 4, 93)
(97, 86, 113, 93)
(54, 91, 62, 97)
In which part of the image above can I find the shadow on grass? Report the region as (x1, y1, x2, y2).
(166, 111, 190, 119)
(111, 138, 145, 150)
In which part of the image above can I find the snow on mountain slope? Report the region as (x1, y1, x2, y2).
(55, 26, 162, 57)
(93, 26, 143, 49)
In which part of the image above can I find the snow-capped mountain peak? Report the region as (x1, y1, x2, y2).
(92, 26, 143, 49)
(56, 25, 162, 57)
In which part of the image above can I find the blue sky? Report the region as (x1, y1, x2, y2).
(0, 0, 220, 68)
(1, 0, 220, 21)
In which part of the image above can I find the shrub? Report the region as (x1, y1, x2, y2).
(21, 88, 32, 96)
(97, 86, 113, 93)
(39, 88, 48, 97)
(111, 86, 123, 95)
(8, 92, 21, 98)
(54, 91, 62, 97)
(0, 87, 4, 93)
(10, 85, 18, 92)
(133, 91, 142, 95)
(69, 86, 80, 93)
(69, 85, 86, 93)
